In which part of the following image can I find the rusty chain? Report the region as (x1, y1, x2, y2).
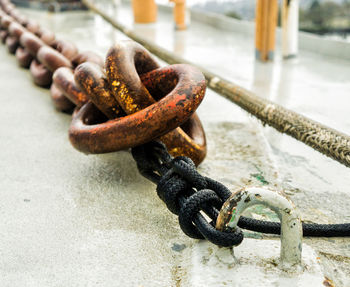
(0, 0, 349, 248)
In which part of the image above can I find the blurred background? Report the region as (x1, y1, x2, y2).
(157, 0, 350, 42)
(12, 0, 350, 42)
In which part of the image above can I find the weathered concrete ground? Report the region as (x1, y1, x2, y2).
(0, 5, 349, 287)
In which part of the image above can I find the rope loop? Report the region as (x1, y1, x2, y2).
(178, 189, 223, 239)
(171, 157, 207, 190)
(157, 170, 189, 215)
(132, 141, 244, 246)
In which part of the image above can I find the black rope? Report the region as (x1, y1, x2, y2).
(131, 141, 350, 247)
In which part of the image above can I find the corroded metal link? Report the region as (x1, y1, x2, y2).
(8, 21, 25, 38)
(50, 83, 76, 113)
(5, 34, 17, 53)
(9, 20, 39, 44)
(106, 41, 206, 165)
(106, 41, 159, 113)
(0, 29, 7, 43)
(72, 51, 104, 68)
(0, 7, 12, 44)
(140, 69, 207, 165)
(26, 38, 68, 87)
(51, 52, 104, 111)
(5, 21, 24, 54)
(36, 28, 55, 45)
(8, 23, 36, 67)
(20, 32, 46, 57)
(52, 39, 78, 60)
(30, 59, 52, 87)
(19, 30, 56, 60)
(37, 46, 72, 72)
(16, 46, 33, 68)
(17, 29, 57, 72)
(0, 11, 7, 43)
(74, 62, 124, 119)
(7, 20, 57, 70)
(53, 67, 88, 107)
(0, 13, 13, 29)
(25, 20, 40, 35)
(69, 64, 206, 154)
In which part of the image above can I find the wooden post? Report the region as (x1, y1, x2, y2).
(169, 0, 187, 30)
(255, 0, 278, 62)
(282, 0, 299, 58)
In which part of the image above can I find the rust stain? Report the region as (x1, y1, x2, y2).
(323, 277, 335, 287)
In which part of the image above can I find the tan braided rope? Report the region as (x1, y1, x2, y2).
(207, 75, 350, 167)
(83, 0, 350, 168)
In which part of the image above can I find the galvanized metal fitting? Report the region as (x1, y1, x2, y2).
(216, 187, 303, 270)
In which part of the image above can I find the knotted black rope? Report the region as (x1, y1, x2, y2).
(131, 141, 350, 247)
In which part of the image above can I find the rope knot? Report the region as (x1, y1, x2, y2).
(137, 150, 245, 247)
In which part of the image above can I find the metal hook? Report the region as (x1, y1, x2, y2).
(216, 187, 303, 270)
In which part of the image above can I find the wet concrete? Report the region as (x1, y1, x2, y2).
(0, 4, 349, 287)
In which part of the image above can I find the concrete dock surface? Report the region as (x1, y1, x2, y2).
(0, 2, 349, 286)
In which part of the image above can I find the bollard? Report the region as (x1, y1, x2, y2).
(132, 0, 157, 24)
(282, 0, 299, 59)
(169, 0, 187, 30)
(255, 0, 278, 61)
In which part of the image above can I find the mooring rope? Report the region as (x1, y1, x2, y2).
(82, 0, 350, 168)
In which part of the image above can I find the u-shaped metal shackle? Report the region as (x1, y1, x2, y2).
(216, 187, 303, 269)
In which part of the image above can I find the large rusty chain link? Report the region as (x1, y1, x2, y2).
(70, 41, 206, 165)
(0, 0, 349, 249)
